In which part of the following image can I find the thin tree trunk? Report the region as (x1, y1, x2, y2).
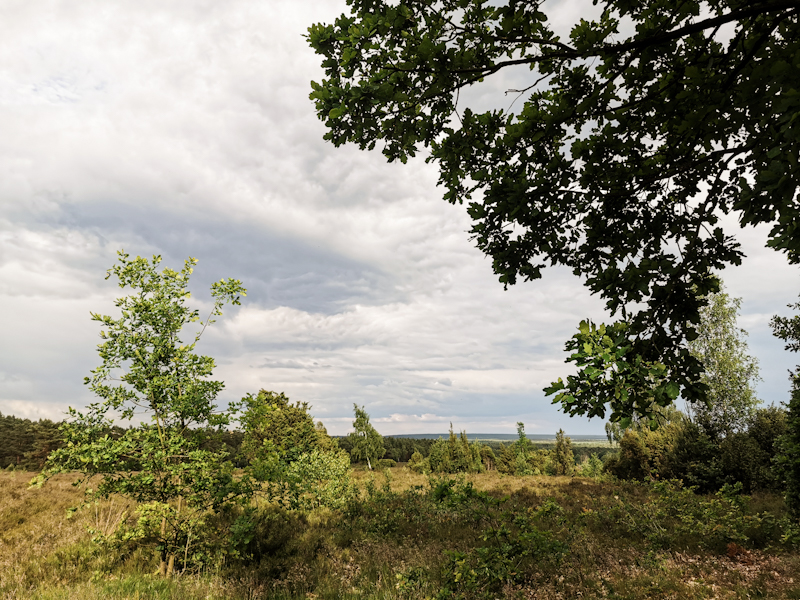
(159, 516, 168, 576)
(166, 495, 183, 577)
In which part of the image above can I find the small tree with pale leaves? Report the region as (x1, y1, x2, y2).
(688, 287, 761, 437)
(348, 404, 384, 470)
(35, 252, 250, 577)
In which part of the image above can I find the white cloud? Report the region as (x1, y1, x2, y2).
(0, 0, 796, 436)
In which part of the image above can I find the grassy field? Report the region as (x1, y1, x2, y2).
(3, 468, 800, 599)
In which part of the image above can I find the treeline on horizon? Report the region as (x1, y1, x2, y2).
(0, 410, 616, 472)
(2, 403, 789, 498)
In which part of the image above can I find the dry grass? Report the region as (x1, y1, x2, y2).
(3, 468, 800, 599)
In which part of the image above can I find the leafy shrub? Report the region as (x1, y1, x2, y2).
(668, 408, 787, 493)
(375, 458, 396, 469)
(239, 390, 331, 464)
(495, 424, 553, 476)
(228, 505, 302, 564)
(437, 513, 568, 598)
(479, 445, 496, 471)
(578, 453, 604, 478)
(408, 450, 429, 474)
(495, 443, 516, 475)
(609, 480, 790, 553)
(282, 449, 356, 510)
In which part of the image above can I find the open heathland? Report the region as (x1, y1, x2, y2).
(3, 468, 800, 599)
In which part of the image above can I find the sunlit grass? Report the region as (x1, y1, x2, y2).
(3, 469, 800, 599)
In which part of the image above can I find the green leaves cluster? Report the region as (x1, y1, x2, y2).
(37, 252, 249, 576)
(308, 0, 800, 421)
(348, 404, 385, 470)
(545, 320, 682, 423)
(426, 425, 484, 474)
(237, 389, 354, 510)
(771, 294, 800, 516)
(687, 287, 761, 435)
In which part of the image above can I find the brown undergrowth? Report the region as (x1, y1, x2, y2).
(3, 469, 800, 599)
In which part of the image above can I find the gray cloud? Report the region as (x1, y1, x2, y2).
(0, 0, 797, 435)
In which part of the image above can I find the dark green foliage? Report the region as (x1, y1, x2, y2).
(339, 435, 437, 463)
(493, 424, 557, 476)
(605, 421, 683, 483)
(227, 505, 305, 564)
(427, 427, 483, 474)
(239, 390, 328, 465)
(437, 516, 568, 598)
(308, 0, 800, 423)
(664, 421, 726, 493)
(778, 382, 800, 517)
(772, 295, 800, 517)
(0, 413, 64, 470)
(0, 412, 35, 468)
(609, 481, 783, 554)
(553, 429, 575, 476)
(495, 443, 516, 475)
(201, 429, 246, 468)
(606, 408, 788, 494)
(478, 445, 495, 471)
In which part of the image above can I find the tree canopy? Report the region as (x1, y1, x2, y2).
(771, 295, 800, 514)
(37, 252, 249, 576)
(307, 0, 800, 421)
(687, 286, 761, 435)
(348, 404, 385, 469)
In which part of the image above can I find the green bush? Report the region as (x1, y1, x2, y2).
(553, 429, 575, 475)
(437, 511, 568, 598)
(407, 450, 429, 474)
(479, 444, 496, 471)
(607, 408, 788, 494)
(427, 427, 483, 474)
(281, 449, 356, 510)
(578, 453, 604, 478)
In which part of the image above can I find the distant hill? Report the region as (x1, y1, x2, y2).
(381, 433, 609, 443)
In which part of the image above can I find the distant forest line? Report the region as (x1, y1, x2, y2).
(0, 411, 615, 471)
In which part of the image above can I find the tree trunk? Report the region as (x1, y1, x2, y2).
(159, 517, 168, 576)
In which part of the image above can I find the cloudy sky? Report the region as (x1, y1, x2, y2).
(1, 0, 797, 436)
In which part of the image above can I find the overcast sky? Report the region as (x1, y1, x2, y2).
(1, 0, 797, 436)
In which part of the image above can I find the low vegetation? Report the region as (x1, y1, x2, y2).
(5, 255, 799, 599)
(4, 468, 800, 599)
